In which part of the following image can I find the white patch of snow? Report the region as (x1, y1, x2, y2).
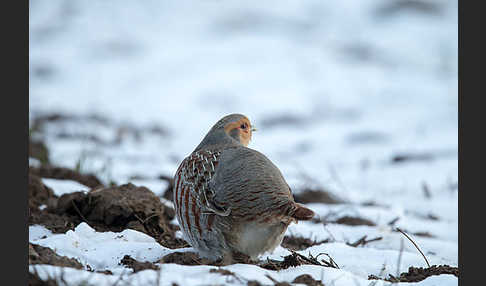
(32, 222, 175, 271)
(29, 225, 53, 242)
(41, 178, 90, 196)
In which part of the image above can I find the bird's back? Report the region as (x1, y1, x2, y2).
(209, 146, 295, 222)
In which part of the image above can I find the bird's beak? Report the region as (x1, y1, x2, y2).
(251, 126, 258, 132)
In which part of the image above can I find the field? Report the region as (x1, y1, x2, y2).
(29, 0, 458, 285)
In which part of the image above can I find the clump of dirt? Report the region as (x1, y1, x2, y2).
(30, 210, 81, 234)
(209, 268, 236, 276)
(120, 255, 160, 272)
(376, 0, 444, 18)
(369, 265, 459, 283)
(312, 215, 376, 227)
(247, 281, 264, 286)
(361, 201, 390, 208)
(292, 274, 324, 286)
(281, 236, 329, 251)
(29, 243, 83, 269)
(159, 250, 256, 267)
(55, 183, 183, 248)
(159, 252, 215, 266)
(209, 268, 244, 283)
(412, 231, 435, 238)
(29, 171, 185, 248)
(28, 169, 85, 233)
(28, 172, 56, 212)
(30, 165, 103, 189)
(293, 189, 345, 205)
(28, 171, 81, 233)
(333, 216, 376, 226)
(390, 152, 436, 164)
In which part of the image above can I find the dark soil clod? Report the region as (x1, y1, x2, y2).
(313, 215, 376, 227)
(55, 183, 183, 248)
(120, 255, 160, 272)
(368, 265, 459, 283)
(293, 189, 345, 205)
(281, 236, 329, 251)
(376, 0, 444, 18)
(29, 172, 56, 212)
(29, 171, 82, 233)
(412, 231, 435, 238)
(390, 152, 443, 164)
(292, 274, 324, 286)
(29, 243, 83, 269)
(334, 216, 376, 226)
(209, 268, 244, 283)
(159, 252, 214, 266)
(29, 172, 186, 249)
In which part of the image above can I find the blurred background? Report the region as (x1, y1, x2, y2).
(29, 0, 457, 213)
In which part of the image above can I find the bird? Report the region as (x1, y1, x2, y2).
(173, 113, 314, 261)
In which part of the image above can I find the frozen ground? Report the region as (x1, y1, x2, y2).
(29, 0, 457, 285)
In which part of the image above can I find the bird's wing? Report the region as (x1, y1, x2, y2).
(174, 149, 231, 216)
(208, 147, 295, 220)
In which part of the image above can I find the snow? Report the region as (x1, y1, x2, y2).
(29, 0, 457, 285)
(30, 223, 174, 272)
(29, 225, 53, 242)
(41, 178, 90, 196)
(29, 157, 41, 167)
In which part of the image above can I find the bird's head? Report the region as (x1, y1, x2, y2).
(211, 113, 257, 147)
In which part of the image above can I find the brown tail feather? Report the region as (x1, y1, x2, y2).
(292, 203, 315, 221)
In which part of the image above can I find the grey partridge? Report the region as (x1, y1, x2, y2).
(173, 114, 314, 261)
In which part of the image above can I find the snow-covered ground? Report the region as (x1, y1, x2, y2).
(29, 0, 458, 285)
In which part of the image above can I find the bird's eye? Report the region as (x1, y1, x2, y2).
(240, 123, 247, 129)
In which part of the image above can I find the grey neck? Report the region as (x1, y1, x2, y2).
(193, 128, 241, 153)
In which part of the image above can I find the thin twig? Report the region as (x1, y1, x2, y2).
(387, 217, 400, 226)
(153, 265, 162, 286)
(346, 235, 383, 247)
(396, 228, 431, 268)
(314, 252, 340, 269)
(71, 200, 90, 223)
(368, 263, 387, 286)
(396, 238, 404, 277)
(422, 182, 432, 199)
(321, 222, 337, 242)
(134, 213, 159, 225)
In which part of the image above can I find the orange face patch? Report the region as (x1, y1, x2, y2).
(224, 117, 253, 146)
